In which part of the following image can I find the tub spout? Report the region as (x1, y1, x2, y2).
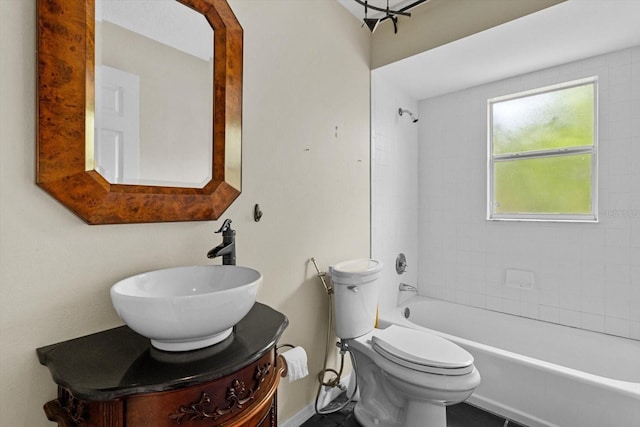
(398, 283, 417, 306)
(399, 283, 417, 293)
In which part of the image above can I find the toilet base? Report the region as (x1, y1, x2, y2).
(354, 399, 447, 427)
(353, 402, 400, 427)
(405, 400, 446, 427)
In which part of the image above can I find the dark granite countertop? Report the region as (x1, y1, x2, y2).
(37, 303, 288, 401)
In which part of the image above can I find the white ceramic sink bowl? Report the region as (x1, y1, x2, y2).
(110, 265, 262, 352)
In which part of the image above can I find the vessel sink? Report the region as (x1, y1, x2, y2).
(110, 265, 262, 352)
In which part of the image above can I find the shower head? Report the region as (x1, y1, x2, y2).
(398, 108, 419, 123)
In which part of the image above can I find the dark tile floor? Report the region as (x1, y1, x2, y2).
(301, 394, 527, 427)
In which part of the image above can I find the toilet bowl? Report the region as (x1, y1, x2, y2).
(348, 326, 481, 427)
(330, 259, 481, 427)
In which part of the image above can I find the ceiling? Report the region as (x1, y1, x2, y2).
(370, 0, 640, 100)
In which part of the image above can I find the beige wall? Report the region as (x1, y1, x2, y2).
(0, 0, 370, 425)
(371, 0, 564, 69)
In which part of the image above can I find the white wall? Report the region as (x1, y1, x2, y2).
(418, 46, 640, 339)
(0, 1, 370, 425)
(371, 74, 419, 312)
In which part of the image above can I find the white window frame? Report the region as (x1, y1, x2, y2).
(487, 77, 598, 222)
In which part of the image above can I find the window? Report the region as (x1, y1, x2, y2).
(488, 77, 597, 222)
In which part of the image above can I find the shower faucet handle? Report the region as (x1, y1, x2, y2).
(396, 253, 407, 274)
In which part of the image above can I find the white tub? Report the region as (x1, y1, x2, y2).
(378, 296, 640, 427)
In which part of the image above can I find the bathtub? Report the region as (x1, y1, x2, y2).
(378, 296, 640, 427)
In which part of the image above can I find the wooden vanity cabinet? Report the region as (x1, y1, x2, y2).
(44, 351, 283, 427)
(38, 304, 289, 427)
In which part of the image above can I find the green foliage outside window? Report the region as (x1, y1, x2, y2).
(489, 78, 597, 220)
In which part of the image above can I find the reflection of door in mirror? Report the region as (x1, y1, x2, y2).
(94, 0, 214, 188)
(95, 65, 140, 183)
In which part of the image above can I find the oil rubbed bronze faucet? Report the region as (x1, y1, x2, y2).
(207, 219, 236, 265)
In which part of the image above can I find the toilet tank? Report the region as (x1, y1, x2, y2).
(330, 259, 383, 339)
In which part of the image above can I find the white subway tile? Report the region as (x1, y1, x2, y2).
(631, 248, 640, 267)
(630, 321, 640, 340)
(582, 294, 605, 315)
(539, 305, 560, 323)
(521, 302, 540, 320)
(558, 291, 581, 311)
(502, 299, 521, 316)
(581, 313, 605, 333)
(605, 316, 630, 338)
(558, 309, 582, 328)
(630, 303, 640, 322)
(486, 296, 502, 312)
(469, 293, 487, 309)
(605, 295, 631, 319)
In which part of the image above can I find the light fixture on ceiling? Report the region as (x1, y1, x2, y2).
(355, 0, 430, 34)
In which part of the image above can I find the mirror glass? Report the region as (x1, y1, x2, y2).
(94, 0, 213, 187)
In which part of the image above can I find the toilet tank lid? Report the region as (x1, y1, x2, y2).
(372, 325, 474, 369)
(330, 259, 383, 283)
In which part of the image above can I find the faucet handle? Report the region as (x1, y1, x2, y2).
(395, 253, 407, 274)
(215, 219, 233, 233)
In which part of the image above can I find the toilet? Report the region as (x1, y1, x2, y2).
(330, 259, 481, 427)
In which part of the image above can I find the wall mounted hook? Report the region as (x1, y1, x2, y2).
(254, 204, 263, 222)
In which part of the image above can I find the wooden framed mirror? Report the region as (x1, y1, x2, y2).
(37, 0, 242, 224)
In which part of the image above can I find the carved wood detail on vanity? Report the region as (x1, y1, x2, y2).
(44, 390, 124, 427)
(52, 388, 88, 424)
(44, 352, 284, 427)
(168, 362, 272, 423)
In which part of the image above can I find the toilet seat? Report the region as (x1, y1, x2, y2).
(371, 326, 474, 376)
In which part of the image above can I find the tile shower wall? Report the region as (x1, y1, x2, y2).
(371, 74, 419, 313)
(418, 46, 640, 340)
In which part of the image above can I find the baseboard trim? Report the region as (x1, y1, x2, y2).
(279, 402, 316, 427)
(280, 375, 351, 427)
